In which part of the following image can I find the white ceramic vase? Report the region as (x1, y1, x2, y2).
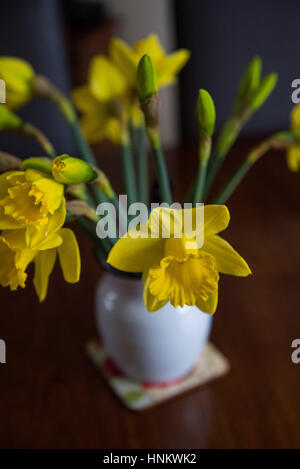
(95, 272, 212, 383)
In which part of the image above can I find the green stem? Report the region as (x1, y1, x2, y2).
(121, 131, 137, 205)
(71, 118, 97, 166)
(147, 130, 172, 205)
(184, 178, 197, 203)
(214, 132, 296, 204)
(193, 162, 207, 204)
(214, 160, 252, 204)
(204, 117, 242, 198)
(153, 144, 172, 205)
(137, 125, 148, 205)
(204, 153, 223, 198)
(21, 123, 56, 159)
(77, 217, 111, 254)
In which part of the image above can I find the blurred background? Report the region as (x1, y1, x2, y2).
(0, 0, 298, 155)
(0, 0, 299, 450)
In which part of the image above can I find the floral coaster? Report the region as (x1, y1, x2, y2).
(86, 341, 230, 411)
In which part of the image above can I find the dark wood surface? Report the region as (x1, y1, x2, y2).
(0, 140, 299, 449)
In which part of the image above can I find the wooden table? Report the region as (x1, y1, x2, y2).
(0, 140, 299, 449)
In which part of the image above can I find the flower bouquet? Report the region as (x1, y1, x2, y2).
(0, 35, 297, 382)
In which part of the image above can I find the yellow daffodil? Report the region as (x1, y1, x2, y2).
(0, 169, 65, 230)
(0, 57, 34, 109)
(287, 104, 300, 171)
(110, 33, 190, 88)
(72, 85, 122, 143)
(0, 200, 80, 301)
(72, 34, 189, 143)
(107, 205, 251, 314)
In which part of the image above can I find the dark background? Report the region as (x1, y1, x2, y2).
(0, 0, 299, 450)
(0, 0, 298, 152)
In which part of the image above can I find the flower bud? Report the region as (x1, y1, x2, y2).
(0, 106, 23, 130)
(249, 73, 277, 112)
(52, 154, 97, 185)
(0, 57, 34, 109)
(196, 89, 216, 137)
(235, 56, 261, 109)
(22, 157, 52, 174)
(137, 55, 158, 103)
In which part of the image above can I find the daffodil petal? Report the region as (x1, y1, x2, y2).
(287, 146, 300, 172)
(291, 103, 300, 136)
(107, 226, 165, 272)
(72, 85, 101, 114)
(109, 37, 137, 83)
(0, 238, 27, 290)
(89, 55, 127, 101)
(203, 234, 251, 276)
(33, 249, 57, 302)
(204, 205, 230, 236)
(0, 171, 14, 199)
(32, 178, 64, 214)
(157, 49, 190, 86)
(142, 271, 168, 312)
(25, 225, 63, 250)
(134, 34, 164, 62)
(45, 199, 66, 233)
(196, 288, 218, 314)
(57, 228, 81, 283)
(80, 112, 106, 143)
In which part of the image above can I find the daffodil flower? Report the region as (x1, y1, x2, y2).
(0, 57, 34, 109)
(110, 33, 190, 88)
(0, 200, 81, 301)
(0, 169, 65, 230)
(72, 85, 122, 143)
(107, 205, 251, 314)
(287, 104, 300, 171)
(72, 34, 190, 144)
